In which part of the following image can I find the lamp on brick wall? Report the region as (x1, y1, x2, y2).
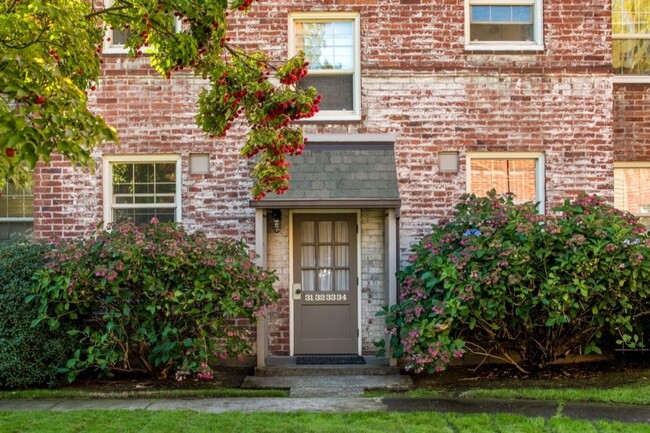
(270, 209, 282, 234)
(439, 151, 459, 173)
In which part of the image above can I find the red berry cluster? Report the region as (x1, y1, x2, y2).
(279, 61, 309, 85)
(237, 0, 256, 12)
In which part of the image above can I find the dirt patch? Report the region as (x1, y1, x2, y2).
(413, 358, 650, 393)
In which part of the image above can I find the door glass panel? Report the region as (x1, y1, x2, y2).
(319, 245, 333, 267)
(319, 221, 332, 242)
(301, 221, 315, 243)
(335, 270, 349, 291)
(302, 270, 316, 292)
(319, 269, 332, 292)
(335, 245, 349, 267)
(302, 246, 316, 267)
(334, 221, 348, 242)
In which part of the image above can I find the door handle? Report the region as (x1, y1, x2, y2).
(295, 288, 302, 294)
(293, 283, 302, 300)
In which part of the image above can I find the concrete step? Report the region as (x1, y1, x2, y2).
(241, 375, 414, 397)
(254, 356, 400, 377)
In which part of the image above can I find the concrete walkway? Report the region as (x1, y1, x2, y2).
(1, 397, 649, 423)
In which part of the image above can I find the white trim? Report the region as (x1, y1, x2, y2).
(614, 161, 650, 169)
(464, 0, 544, 52)
(0, 217, 33, 222)
(288, 209, 362, 356)
(466, 151, 545, 213)
(102, 154, 182, 227)
(613, 75, 650, 84)
(288, 12, 361, 121)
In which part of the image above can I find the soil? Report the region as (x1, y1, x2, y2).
(413, 356, 650, 394)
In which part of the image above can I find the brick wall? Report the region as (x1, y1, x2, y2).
(32, 0, 620, 355)
(614, 83, 650, 161)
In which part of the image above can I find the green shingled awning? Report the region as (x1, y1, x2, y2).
(250, 137, 400, 209)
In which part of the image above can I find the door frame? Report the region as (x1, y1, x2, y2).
(289, 209, 362, 356)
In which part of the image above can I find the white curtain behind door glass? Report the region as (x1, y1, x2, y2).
(301, 221, 316, 291)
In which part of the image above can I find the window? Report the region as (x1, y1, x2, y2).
(289, 12, 361, 120)
(467, 152, 545, 212)
(613, 0, 650, 79)
(614, 162, 650, 226)
(0, 182, 33, 241)
(465, 0, 544, 51)
(103, 155, 181, 225)
(103, 0, 182, 54)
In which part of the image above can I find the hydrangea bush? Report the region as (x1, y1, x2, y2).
(380, 192, 650, 374)
(31, 220, 278, 381)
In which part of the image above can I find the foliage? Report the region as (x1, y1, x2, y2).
(381, 192, 650, 374)
(0, 0, 118, 188)
(0, 238, 74, 389)
(1, 0, 320, 198)
(30, 220, 278, 381)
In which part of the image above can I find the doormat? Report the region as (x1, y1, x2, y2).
(295, 356, 366, 365)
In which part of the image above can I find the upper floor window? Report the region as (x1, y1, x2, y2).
(465, 0, 544, 51)
(613, 0, 650, 79)
(103, 0, 181, 54)
(467, 152, 545, 213)
(289, 12, 361, 121)
(0, 182, 33, 242)
(614, 162, 650, 226)
(103, 155, 181, 226)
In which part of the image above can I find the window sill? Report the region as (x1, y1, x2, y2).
(613, 75, 650, 84)
(464, 43, 545, 53)
(301, 112, 361, 123)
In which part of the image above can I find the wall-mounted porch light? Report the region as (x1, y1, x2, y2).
(270, 209, 282, 234)
(438, 151, 459, 173)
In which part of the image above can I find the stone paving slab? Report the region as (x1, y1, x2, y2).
(241, 374, 414, 397)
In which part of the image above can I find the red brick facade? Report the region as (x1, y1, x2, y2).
(30, 1, 649, 356)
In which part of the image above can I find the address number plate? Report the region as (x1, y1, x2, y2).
(303, 293, 347, 302)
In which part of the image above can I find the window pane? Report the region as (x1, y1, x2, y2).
(300, 221, 315, 243)
(111, 162, 178, 223)
(302, 270, 316, 292)
(318, 268, 332, 292)
(319, 245, 333, 267)
(470, 23, 534, 42)
(302, 246, 316, 267)
(612, 0, 650, 35)
(0, 221, 33, 242)
(614, 168, 650, 216)
(0, 183, 33, 219)
(470, 5, 534, 42)
(296, 20, 354, 71)
(335, 270, 349, 292)
(613, 39, 650, 74)
(470, 159, 537, 204)
(113, 207, 175, 224)
(299, 74, 354, 111)
(111, 28, 129, 45)
(319, 221, 332, 243)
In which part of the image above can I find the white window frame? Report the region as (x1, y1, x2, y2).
(0, 182, 34, 240)
(612, 1, 650, 83)
(288, 12, 361, 121)
(102, 154, 182, 226)
(614, 161, 650, 218)
(464, 0, 544, 52)
(103, 0, 182, 55)
(466, 151, 545, 213)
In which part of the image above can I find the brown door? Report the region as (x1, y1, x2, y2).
(293, 213, 358, 354)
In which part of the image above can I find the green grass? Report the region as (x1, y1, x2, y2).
(1, 411, 649, 433)
(460, 385, 650, 406)
(0, 388, 288, 400)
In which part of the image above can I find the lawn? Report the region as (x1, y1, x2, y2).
(459, 385, 650, 405)
(1, 411, 650, 433)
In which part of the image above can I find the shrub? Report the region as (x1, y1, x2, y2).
(31, 220, 278, 381)
(0, 238, 74, 388)
(381, 192, 650, 374)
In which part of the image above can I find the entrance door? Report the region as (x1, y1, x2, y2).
(293, 213, 358, 354)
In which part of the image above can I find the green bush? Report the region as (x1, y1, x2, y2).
(381, 192, 650, 374)
(31, 221, 278, 381)
(0, 238, 74, 389)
